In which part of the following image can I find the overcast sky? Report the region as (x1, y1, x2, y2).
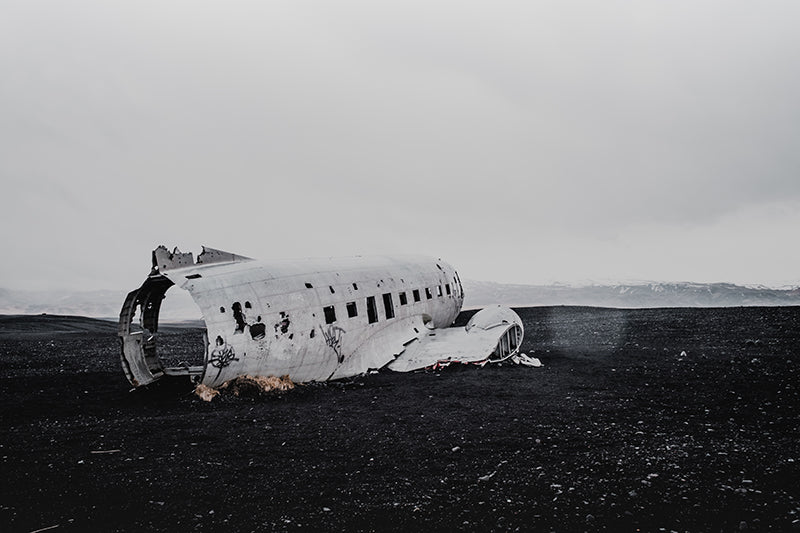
(2, 1, 798, 291)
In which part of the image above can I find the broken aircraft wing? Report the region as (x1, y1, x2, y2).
(119, 245, 525, 389)
(388, 306, 524, 371)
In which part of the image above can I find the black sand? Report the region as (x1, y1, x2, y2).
(1, 307, 799, 532)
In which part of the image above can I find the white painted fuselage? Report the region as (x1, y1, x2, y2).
(120, 247, 499, 388)
(178, 254, 464, 385)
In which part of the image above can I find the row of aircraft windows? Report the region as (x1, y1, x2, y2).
(322, 283, 454, 325)
(304, 272, 463, 299)
(219, 277, 461, 318)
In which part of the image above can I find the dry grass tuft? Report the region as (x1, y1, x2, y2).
(194, 383, 220, 402)
(221, 375, 295, 397)
(194, 375, 295, 401)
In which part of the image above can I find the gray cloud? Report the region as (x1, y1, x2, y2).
(1, 1, 798, 290)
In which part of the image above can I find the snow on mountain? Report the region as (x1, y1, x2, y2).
(462, 280, 800, 309)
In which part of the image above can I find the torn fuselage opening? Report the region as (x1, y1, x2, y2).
(488, 324, 523, 363)
(118, 274, 207, 387)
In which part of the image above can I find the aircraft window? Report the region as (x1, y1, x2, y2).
(329, 286, 335, 294)
(323, 305, 337, 324)
(346, 301, 358, 318)
(445, 283, 451, 295)
(413, 289, 421, 302)
(425, 288, 432, 300)
(219, 307, 225, 313)
(305, 282, 313, 289)
(383, 293, 395, 319)
(353, 283, 358, 290)
(399, 292, 408, 305)
(437, 285, 443, 297)
(366, 296, 378, 324)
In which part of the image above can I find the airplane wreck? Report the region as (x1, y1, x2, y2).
(119, 246, 525, 389)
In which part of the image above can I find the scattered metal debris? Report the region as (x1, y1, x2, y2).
(511, 353, 543, 367)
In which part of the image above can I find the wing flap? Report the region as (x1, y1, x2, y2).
(387, 325, 500, 371)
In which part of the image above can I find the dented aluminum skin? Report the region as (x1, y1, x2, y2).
(119, 246, 524, 388)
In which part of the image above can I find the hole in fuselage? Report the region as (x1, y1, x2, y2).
(154, 285, 207, 381)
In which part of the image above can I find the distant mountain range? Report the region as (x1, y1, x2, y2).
(0, 280, 797, 320)
(0, 287, 199, 320)
(462, 280, 800, 309)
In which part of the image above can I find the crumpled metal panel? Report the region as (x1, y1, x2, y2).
(330, 315, 427, 379)
(118, 274, 174, 386)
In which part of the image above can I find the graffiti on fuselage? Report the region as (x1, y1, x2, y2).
(321, 324, 346, 363)
(209, 335, 238, 378)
